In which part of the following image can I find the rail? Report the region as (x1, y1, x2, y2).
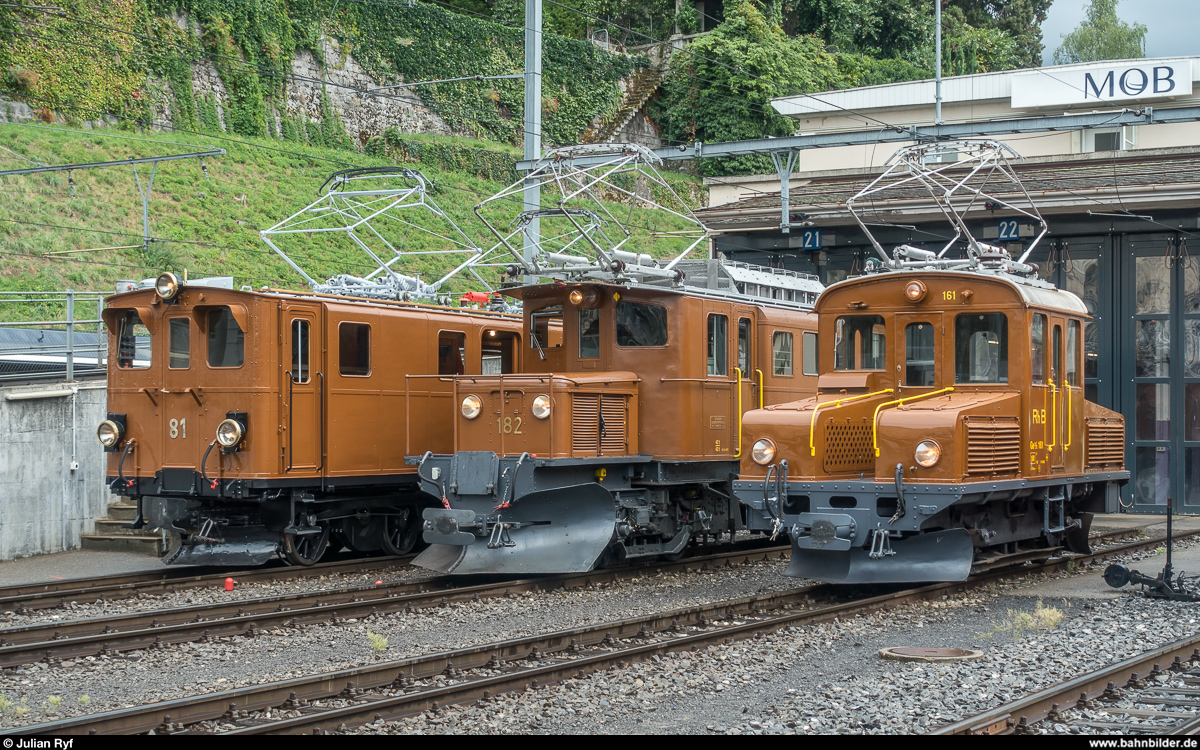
(0, 290, 110, 382)
(872, 387, 955, 457)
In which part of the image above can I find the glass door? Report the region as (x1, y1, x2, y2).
(1121, 233, 1187, 512)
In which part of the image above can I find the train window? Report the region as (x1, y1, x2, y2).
(834, 316, 886, 370)
(1053, 324, 1062, 386)
(530, 304, 563, 355)
(802, 332, 818, 376)
(1067, 321, 1080, 387)
(207, 308, 244, 368)
(1031, 314, 1047, 385)
(291, 320, 310, 383)
(579, 308, 600, 358)
(616, 301, 668, 347)
(905, 322, 935, 386)
(339, 322, 370, 376)
(738, 318, 751, 373)
(438, 331, 465, 376)
(954, 313, 1008, 383)
(116, 311, 150, 369)
(707, 314, 728, 376)
(773, 332, 793, 376)
(483, 330, 516, 374)
(168, 318, 189, 370)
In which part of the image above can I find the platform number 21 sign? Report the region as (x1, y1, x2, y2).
(799, 228, 822, 249)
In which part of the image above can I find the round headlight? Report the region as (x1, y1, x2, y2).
(569, 290, 583, 305)
(155, 272, 181, 301)
(97, 420, 122, 448)
(751, 438, 777, 466)
(904, 280, 927, 303)
(531, 394, 551, 419)
(914, 440, 941, 468)
(461, 394, 482, 420)
(216, 418, 245, 448)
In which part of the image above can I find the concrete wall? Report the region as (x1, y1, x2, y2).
(0, 382, 111, 560)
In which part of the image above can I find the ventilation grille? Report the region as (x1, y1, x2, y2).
(822, 420, 874, 473)
(1086, 418, 1125, 469)
(965, 417, 1021, 476)
(572, 393, 628, 455)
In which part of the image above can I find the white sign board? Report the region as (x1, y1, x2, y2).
(1011, 60, 1193, 109)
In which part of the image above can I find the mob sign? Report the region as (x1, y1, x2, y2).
(1011, 59, 1194, 108)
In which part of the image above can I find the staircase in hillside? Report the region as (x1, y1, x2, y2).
(80, 501, 166, 555)
(581, 67, 665, 145)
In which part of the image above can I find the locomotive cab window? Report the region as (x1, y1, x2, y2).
(116, 311, 150, 370)
(483, 329, 517, 375)
(834, 316, 886, 370)
(579, 308, 600, 358)
(773, 332, 793, 376)
(802, 332, 818, 376)
(707, 314, 728, 376)
(1031, 314, 1047, 385)
(530, 304, 563, 353)
(954, 313, 1008, 383)
(438, 331, 466, 376)
(291, 319, 310, 383)
(905, 322, 935, 386)
(206, 307, 244, 368)
(339, 322, 371, 377)
(168, 318, 189, 370)
(1067, 320, 1081, 387)
(616, 301, 668, 347)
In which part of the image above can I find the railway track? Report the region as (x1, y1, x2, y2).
(0, 543, 790, 669)
(6, 529, 1189, 735)
(0, 554, 414, 614)
(930, 635, 1200, 735)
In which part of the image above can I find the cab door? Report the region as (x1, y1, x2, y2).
(702, 307, 734, 457)
(160, 314, 199, 474)
(734, 315, 757, 454)
(1049, 318, 1067, 470)
(283, 306, 322, 472)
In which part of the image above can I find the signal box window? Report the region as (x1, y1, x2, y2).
(168, 318, 189, 370)
(207, 308, 244, 368)
(438, 331, 466, 376)
(291, 319, 310, 383)
(1067, 321, 1081, 387)
(530, 304, 563, 355)
(802, 332, 818, 376)
(905, 322, 935, 386)
(955, 313, 1008, 383)
(707, 314, 728, 376)
(616, 301, 668, 347)
(773, 332, 793, 376)
(116, 311, 150, 370)
(579, 308, 600, 358)
(1031, 314, 1047, 385)
(339, 322, 371, 377)
(834, 316, 886, 370)
(738, 318, 751, 373)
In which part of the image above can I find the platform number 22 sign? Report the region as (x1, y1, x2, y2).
(998, 219, 1021, 241)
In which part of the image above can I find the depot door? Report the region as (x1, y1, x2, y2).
(283, 308, 322, 472)
(1120, 233, 1200, 513)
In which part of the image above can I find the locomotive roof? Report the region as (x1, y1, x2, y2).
(818, 268, 1089, 316)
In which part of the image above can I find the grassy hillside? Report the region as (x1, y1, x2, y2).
(0, 123, 707, 297)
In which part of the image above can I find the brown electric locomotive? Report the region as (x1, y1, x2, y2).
(98, 273, 524, 565)
(408, 262, 823, 575)
(733, 263, 1129, 583)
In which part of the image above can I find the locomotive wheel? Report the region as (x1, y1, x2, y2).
(282, 523, 330, 566)
(381, 511, 422, 556)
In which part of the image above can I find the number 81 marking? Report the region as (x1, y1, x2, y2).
(169, 418, 187, 439)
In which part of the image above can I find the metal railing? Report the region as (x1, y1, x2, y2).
(0, 291, 109, 382)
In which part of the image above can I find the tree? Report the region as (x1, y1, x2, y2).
(947, 1, 1052, 70)
(1053, 0, 1146, 65)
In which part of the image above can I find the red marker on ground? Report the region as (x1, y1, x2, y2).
(225, 577, 234, 591)
(375, 580, 383, 585)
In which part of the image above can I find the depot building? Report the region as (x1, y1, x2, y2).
(696, 56, 1200, 514)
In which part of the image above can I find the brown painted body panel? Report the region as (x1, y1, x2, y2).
(442, 283, 817, 461)
(104, 286, 523, 487)
(739, 270, 1125, 484)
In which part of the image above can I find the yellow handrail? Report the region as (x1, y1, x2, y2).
(755, 368, 764, 409)
(872, 387, 955, 457)
(1046, 378, 1057, 450)
(809, 388, 895, 456)
(733, 367, 744, 458)
(1064, 382, 1073, 449)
